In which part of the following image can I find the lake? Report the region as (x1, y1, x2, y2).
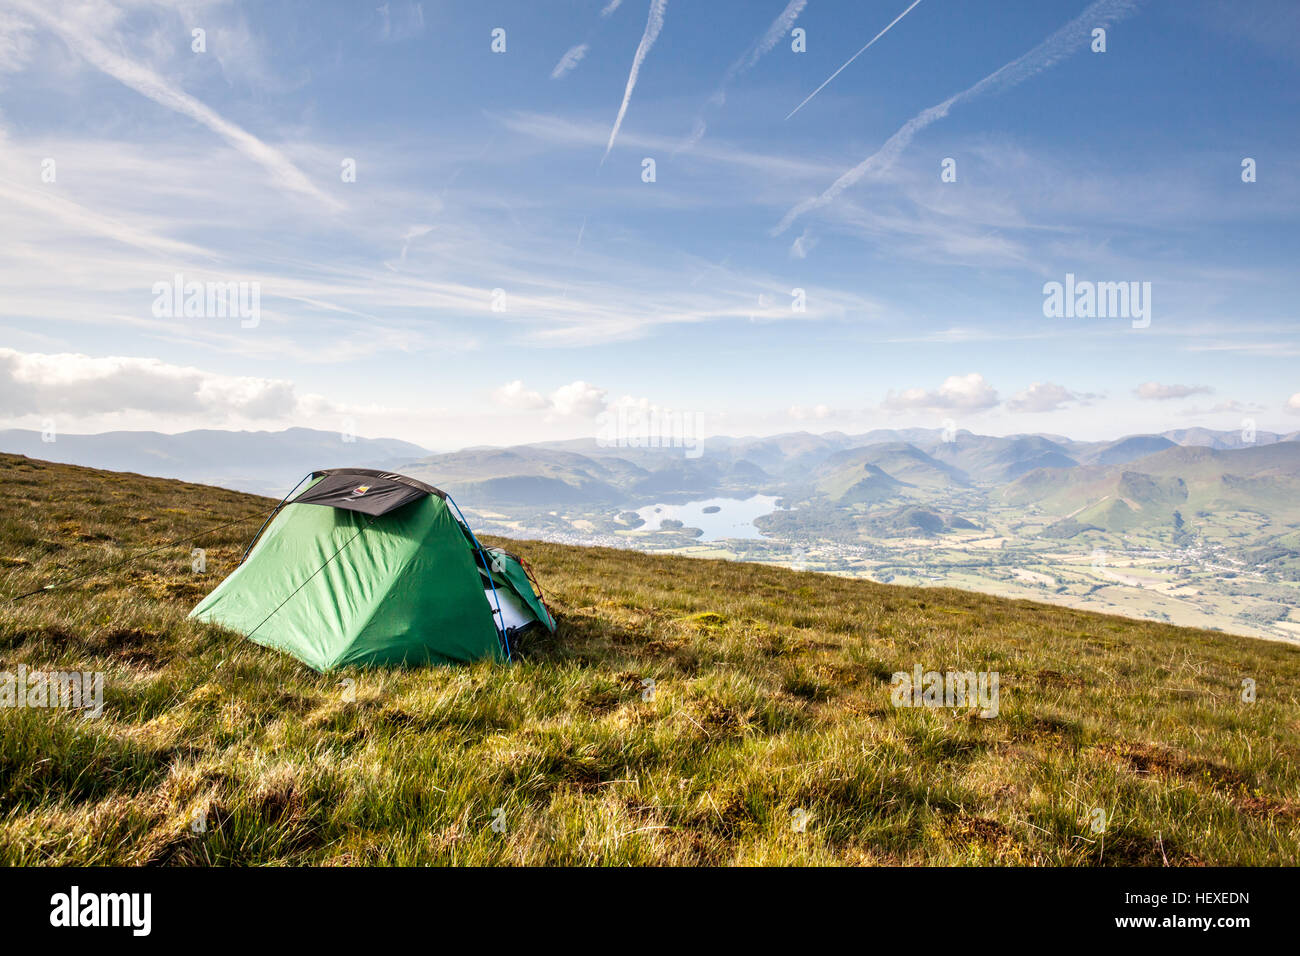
(635, 495, 782, 541)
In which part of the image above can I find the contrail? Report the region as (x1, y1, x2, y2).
(681, 0, 807, 152)
(559, 216, 589, 302)
(774, 0, 1139, 234)
(602, 0, 668, 166)
(14, 1, 340, 210)
(552, 43, 589, 79)
(551, 0, 626, 83)
(739, 0, 808, 74)
(786, 0, 924, 120)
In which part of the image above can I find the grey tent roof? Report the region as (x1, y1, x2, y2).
(292, 468, 446, 517)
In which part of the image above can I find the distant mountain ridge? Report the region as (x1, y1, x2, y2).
(0, 427, 429, 496)
(1003, 442, 1300, 531)
(813, 443, 970, 502)
(2, 425, 1297, 512)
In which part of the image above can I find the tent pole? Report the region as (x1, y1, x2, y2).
(240, 471, 314, 565)
(445, 494, 512, 663)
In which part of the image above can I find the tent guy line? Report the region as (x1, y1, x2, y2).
(4, 502, 282, 605)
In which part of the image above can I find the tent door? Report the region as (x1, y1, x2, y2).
(485, 586, 532, 632)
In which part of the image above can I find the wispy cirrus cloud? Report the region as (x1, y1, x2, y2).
(774, 0, 1140, 234)
(502, 110, 844, 181)
(1179, 399, 1262, 417)
(551, 43, 589, 79)
(0, 129, 876, 357)
(375, 1, 425, 43)
(12, 0, 341, 210)
(0, 173, 212, 259)
(551, 0, 632, 83)
(680, 0, 807, 151)
(1135, 382, 1213, 400)
(1007, 382, 1099, 413)
(789, 227, 817, 259)
(0, 9, 35, 74)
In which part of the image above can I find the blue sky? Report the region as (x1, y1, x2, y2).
(0, 0, 1297, 449)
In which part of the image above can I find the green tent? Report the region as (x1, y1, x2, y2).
(190, 469, 555, 671)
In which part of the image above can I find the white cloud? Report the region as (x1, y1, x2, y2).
(0, 131, 876, 355)
(550, 380, 608, 418)
(789, 228, 817, 259)
(1135, 381, 1213, 401)
(0, 10, 35, 74)
(376, 2, 426, 43)
(0, 347, 458, 439)
(0, 347, 304, 420)
(551, 43, 588, 79)
(1179, 399, 1261, 416)
(491, 379, 548, 410)
(1287, 393, 1300, 415)
(1007, 382, 1094, 413)
(501, 110, 847, 181)
(789, 403, 832, 420)
(883, 373, 999, 412)
(491, 379, 610, 419)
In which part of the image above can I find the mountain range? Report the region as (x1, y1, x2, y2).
(7, 422, 1299, 640)
(0, 427, 429, 496)
(4, 425, 1298, 520)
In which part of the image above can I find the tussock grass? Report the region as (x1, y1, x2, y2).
(0, 453, 1297, 865)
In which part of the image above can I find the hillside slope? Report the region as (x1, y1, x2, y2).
(0, 454, 1297, 865)
(1005, 442, 1300, 530)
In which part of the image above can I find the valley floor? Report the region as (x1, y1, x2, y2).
(476, 515, 1300, 646)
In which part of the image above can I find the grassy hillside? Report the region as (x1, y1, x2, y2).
(1004, 442, 1300, 529)
(1, 453, 1297, 865)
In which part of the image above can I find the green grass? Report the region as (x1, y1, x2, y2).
(1, 453, 1298, 865)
